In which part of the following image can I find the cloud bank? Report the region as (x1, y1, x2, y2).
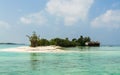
(20, 12, 47, 25)
(46, 0, 94, 25)
(20, 0, 94, 26)
(91, 10, 120, 29)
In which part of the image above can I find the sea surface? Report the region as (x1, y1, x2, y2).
(0, 45, 120, 75)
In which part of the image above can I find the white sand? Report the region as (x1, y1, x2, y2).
(1, 46, 116, 53)
(0, 46, 68, 53)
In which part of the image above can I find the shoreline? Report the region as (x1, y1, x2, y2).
(1, 46, 120, 53)
(0, 46, 69, 53)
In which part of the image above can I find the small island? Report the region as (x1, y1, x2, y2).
(27, 32, 100, 47)
(1, 32, 100, 53)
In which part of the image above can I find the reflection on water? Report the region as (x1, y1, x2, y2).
(63, 46, 101, 51)
(30, 53, 39, 70)
(77, 46, 91, 51)
(28, 52, 96, 74)
(1, 46, 120, 75)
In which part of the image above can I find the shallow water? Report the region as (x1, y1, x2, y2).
(0, 46, 120, 75)
(0, 44, 25, 49)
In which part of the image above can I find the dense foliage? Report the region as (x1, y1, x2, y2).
(27, 32, 91, 47)
(27, 32, 40, 47)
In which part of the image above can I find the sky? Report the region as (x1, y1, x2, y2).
(0, 0, 120, 45)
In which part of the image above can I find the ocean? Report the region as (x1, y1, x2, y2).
(0, 45, 120, 75)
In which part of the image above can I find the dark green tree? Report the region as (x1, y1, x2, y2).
(39, 38, 50, 46)
(72, 38, 77, 42)
(27, 32, 40, 47)
(84, 37, 91, 43)
(77, 36, 84, 46)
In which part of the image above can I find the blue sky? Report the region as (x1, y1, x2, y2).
(0, 0, 120, 45)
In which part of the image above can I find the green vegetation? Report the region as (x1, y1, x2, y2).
(27, 32, 96, 47)
(27, 32, 40, 47)
(50, 38, 76, 47)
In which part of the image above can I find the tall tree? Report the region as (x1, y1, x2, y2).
(27, 32, 40, 47)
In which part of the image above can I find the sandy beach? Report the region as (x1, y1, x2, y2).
(0, 46, 67, 53)
(2, 46, 118, 54)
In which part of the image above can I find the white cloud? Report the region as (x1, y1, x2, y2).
(20, 12, 47, 25)
(46, 0, 94, 25)
(20, 17, 31, 24)
(0, 21, 10, 29)
(20, 0, 94, 26)
(64, 17, 78, 26)
(91, 10, 120, 29)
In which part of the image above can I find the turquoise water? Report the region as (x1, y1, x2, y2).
(0, 44, 25, 49)
(0, 45, 120, 75)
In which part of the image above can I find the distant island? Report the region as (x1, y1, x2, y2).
(27, 32, 100, 47)
(0, 43, 25, 45)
